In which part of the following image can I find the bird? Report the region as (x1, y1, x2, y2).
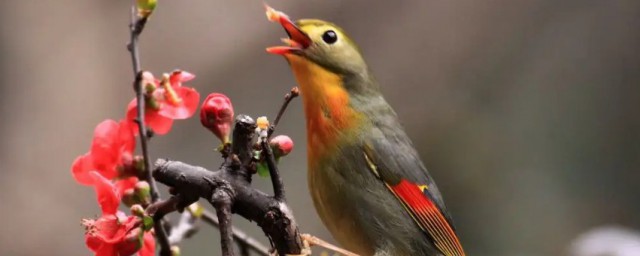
(265, 6, 466, 256)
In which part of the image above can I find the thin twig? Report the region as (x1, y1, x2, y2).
(127, 5, 170, 255)
(146, 195, 181, 221)
(201, 209, 271, 256)
(261, 137, 286, 202)
(301, 234, 360, 256)
(264, 87, 299, 201)
(270, 86, 299, 136)
(127, 6, 148, 75)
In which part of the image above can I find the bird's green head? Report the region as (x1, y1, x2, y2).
(266, 7, 367, 76)
(265, 5, 379, 165)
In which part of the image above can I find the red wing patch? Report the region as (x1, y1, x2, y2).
(388, 180, 465, 256)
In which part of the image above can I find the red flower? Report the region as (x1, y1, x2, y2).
(126, 70, 200, 135)
(72, 119, 136, 185)
(83, 172, 155, 256)
(200, 93, 234, 143)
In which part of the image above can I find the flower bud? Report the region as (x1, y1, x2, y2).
(141, 71, 156, 88)
(118, 153, 135, 178)
(118, 154, 147, 179)
(133, 155, 146, 177)
(122, 188, 137, 207)
(130, 204, 145, 217)
(255, 116, 269, 139)
(136, 0, 157, 18)
(200, 93, 234, 143)
(270, 135, 294, 158)
(134, 181, 151, 205)
(256, 116, 269, 130)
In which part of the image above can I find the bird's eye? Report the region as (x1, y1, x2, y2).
(322, 30, 338, 44)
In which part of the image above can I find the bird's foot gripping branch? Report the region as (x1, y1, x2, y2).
(70, 1, 358, 256)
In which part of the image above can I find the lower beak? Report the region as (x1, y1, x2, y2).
(265, 5, 312, 55)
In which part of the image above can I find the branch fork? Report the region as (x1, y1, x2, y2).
(149, 113, 304, 256)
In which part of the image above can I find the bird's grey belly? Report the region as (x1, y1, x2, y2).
(308, 157, 437, 256)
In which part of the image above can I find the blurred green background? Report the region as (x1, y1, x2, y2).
(1, 0, 639, 255)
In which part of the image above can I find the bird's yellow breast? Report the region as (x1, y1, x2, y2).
(284, 54, 363, 167)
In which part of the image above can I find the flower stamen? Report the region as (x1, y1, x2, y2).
(161, 73, 183, 106)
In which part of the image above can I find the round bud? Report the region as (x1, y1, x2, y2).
(270, 135, 294, 158)
(200, 93, 234, 143)
(134, 181, 151, 205)
(130, 204, 145, 217)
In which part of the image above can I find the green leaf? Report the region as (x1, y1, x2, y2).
(257, 162, 270, 177)
(142, 216, 154, 231)
(256, 157, 281, 177)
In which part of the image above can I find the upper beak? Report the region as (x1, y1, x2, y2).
(265, 5, 312, 55)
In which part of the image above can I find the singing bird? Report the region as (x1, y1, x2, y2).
(266, 6, 465, 256)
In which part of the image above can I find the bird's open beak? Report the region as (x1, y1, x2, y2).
(265, 5, 311, 55)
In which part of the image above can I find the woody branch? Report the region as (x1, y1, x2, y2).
(147, 115, 304, 256)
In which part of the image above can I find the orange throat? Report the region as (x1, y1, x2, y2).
(285, 54, 362, 165)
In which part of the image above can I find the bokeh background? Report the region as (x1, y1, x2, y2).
(1, 0, 639, 255)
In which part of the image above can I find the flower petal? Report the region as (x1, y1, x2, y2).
(127, 98, 174, 135)
(169, 70, 195, 87)
(115, 177, 139, 198)
(117, 120, 137, 154)
(94, 214, 138, 244)
(125, 99, 140, 135)
(158, 87, 200, 119)
(126, 98, 138, 119)
(90, 120, 121, 178)
(91, 119, 119, 158)
(71, 153, 95, 185)
(90, 171, 120, 215)
(92, 215, 121, 242)
(146, 112, 174, 135)
(85, 233, 104, 252)
(117, 227, 144, 256)
(138, 232, 156, 256)
(95, 244, 116, 256)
